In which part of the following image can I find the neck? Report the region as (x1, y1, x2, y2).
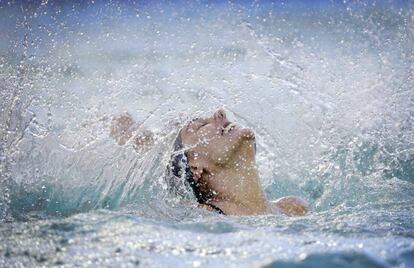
(207, 142, 269, 215)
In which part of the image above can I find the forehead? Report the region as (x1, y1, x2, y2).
(189, 117, 207, 124)
(185, 117, 208, 130)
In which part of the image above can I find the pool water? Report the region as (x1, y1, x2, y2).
(1, 1, 413, 267)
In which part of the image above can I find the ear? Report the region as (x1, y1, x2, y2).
(191, 166, 204, 182)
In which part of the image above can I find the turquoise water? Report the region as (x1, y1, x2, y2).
(1, 1, 413, 267)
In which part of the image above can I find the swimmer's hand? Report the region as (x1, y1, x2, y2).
(270, 196, 309, 216)
(110, 113, 136, 145)
(110, 113, 154, 150)
(132, 129, 154, 151)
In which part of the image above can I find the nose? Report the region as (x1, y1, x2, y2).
(213, 109, 229, 125)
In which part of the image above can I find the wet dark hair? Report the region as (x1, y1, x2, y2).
(166, 131, 207, 203)
(165, 129, 230, 215)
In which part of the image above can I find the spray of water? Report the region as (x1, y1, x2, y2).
(0, 1, 413, 222)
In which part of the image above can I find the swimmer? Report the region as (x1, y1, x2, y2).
(110, 110, 309, 216)
(166, 109, 309, 216)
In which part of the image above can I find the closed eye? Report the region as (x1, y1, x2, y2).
(193, 123, 209, 133)
(198, 122, 208, 129)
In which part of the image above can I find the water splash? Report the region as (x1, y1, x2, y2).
(0, 1, 413, 222)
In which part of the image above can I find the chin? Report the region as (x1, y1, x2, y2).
(239, 128, 255, 140)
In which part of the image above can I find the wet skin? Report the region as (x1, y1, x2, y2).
(110, 110, 309, 216)
(110, 113, 153, 149)
(180, 109, 309, 216)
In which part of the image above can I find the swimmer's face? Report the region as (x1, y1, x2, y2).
(180, 109, 255, 169)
